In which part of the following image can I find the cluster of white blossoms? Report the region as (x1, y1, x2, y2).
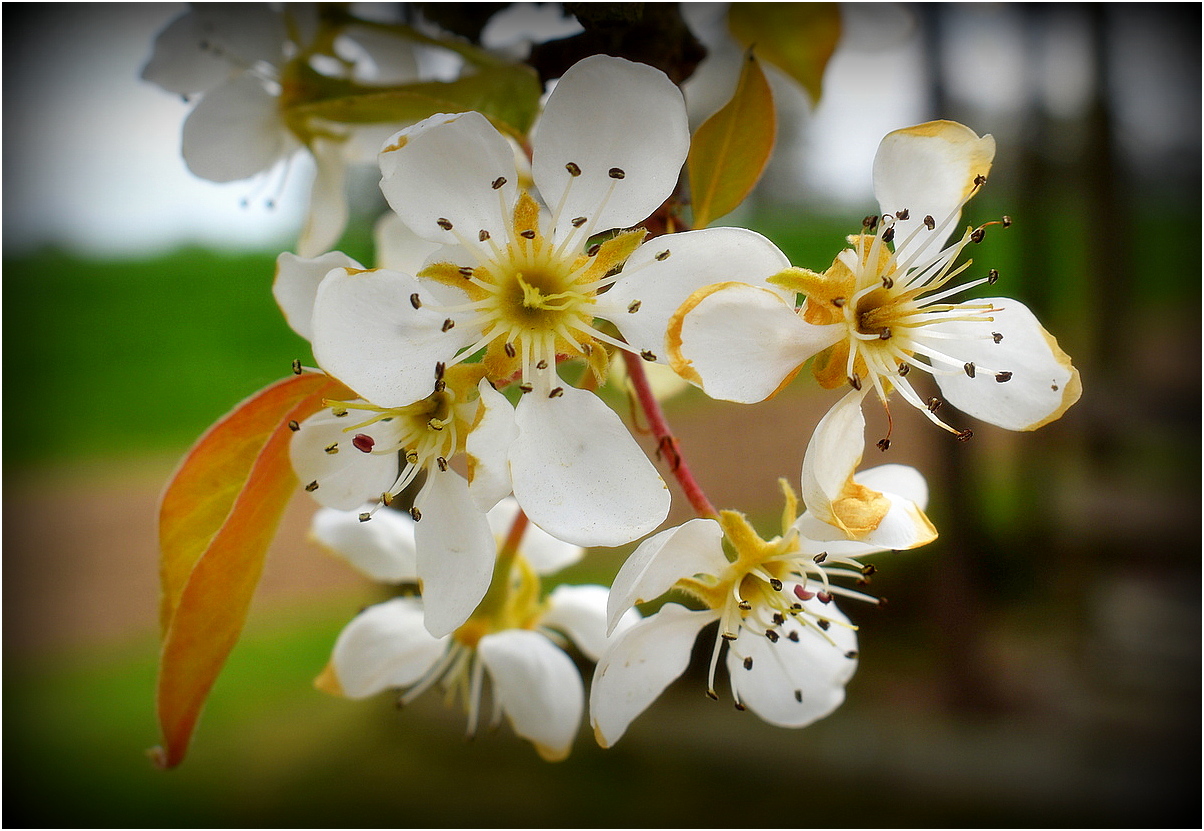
(158, 24, 1080, 758)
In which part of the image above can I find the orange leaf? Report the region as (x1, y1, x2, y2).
(688, 50, 776, 230)
(152, 372, 349, 769)
(727, 3, 842, 106)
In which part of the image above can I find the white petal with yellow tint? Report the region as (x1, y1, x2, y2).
(728, 594, 857, 727)
(800, 387, 868, 526)
(670, 282, 842, 403)
(413, 469, 496, 638)
(590, 603, 718, 748)
(373, 212, 444, 276)
(311, 506, 417, 583)
(872, 120, 995, 267)
(533, 55, 689, 246)
(465, 379, 518, 512)
(182, 75, 290, 182)
(329, 597, 447, 699)
(289, 408, 401, 510)
(484, 497, 584, 576)
(599, 227, 793, 358)
(274, 251, 362, 342)
(606, 518, 726, 635)
(311, 267, 473, 408)
(510, 384, 669, 547)
(930, 298, 1082, 431)
(378, 111, 519, 246)
(541, 584, 637, 662)
(297, 136, 350, 258)
(478, 629, 583, 762)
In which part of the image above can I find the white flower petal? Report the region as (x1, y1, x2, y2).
(858, 463, 930, 510)
(800, 387, 868, 522)
(297, 137, 350, 258)
(311, 267, 471, 407)
(289, 409, 401, 510)
(413, 469, 497, 638)
(930, 298, 1082, 431)
(273, 251, 362, 342)
(142, 5, 286, 96)
(330, 597, 447, 699)
(378, 111, 519, 246)
(670, 282, 842, 403)
(872, 120, 996, 268)
(728, 595, 857, 728)
(311, 506, 417, 583)
(532, 55, 689, 245)
(540, 584, 636, 662)
(181, 75, 290, 182)
(599, 227, 793, 357)
(373, 212, 444, 276)
(485, 498, 585, 575)
(607, 518, 725, 635)
(465, 379, 519, 512)
(590, 604, 718, 748)
(478, 629, 583, 762)
(510, 385, 670, 547)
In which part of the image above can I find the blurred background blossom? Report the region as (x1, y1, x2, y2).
(3, 3, 1199, 826)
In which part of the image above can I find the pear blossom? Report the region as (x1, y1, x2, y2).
(313, 499, 639, 761)
(591, 467, 933, 746)
(668, 120, 1082, 438)
(310, 54, 795, 545)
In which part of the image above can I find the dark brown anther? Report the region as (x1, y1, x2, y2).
(923, 215, 936, 230)
(765, 629, 779, 643)
(435, 361, 446, 379)
(882, 275, 894, 289)
(504, 342, 516, 358)
(974, 174, 987, 186)
(721, 632, 737, 641)
(832, 296, 846, 308)
(794, 689, 803, 702)
(437, 456, 448, 471)
(437, 218, 453, 230)
(862, 215, 879, 230)
(845, 650, 858, 659)
(535, 359, 548, 370)
(988, 268, 999, 284)
(896, 208, 910, 220)
(288, 420, 300, 432)
(1002, 215, 1013, 228)
(640, 349, 657, 362)
(817, 619, 831, 631)
(441, 318, 455, 332)
(587, 243, 601, 256)
(771, 613, 785, 626)
(478, 230, 490, 242)
(608, 167, 625, 179)
(743, 656, 753, 670)
(436, 378, 447, 391)
(520, 229, 536, 240)
(332, 408, 348, 417)
(882, 226, 895, 243)
(571, 216, 587, 227)
(861, 563, 877, 576)
(956, 429, 974, 442)
(817, 592, 832, 604)
(549, 387, 564, 398)
(849, 374, 862, 391)
(410, 506, 422, 522)
(324, 442, 339, 455)
(565, 161, 582, 177)
(813, 551, 827, 564)
(655, 250, 670, 261)
(769, 578, 783, 591)
(898, 363, 910, 376)
(790, 603, 803, 611)
(879, 327, 892, 340)
(964, 362, 976, 378)
(705, 689, 719, 700)
(518, 383, 533, 394)
(627, 300, 642, 314)
(291, 358, 303, 375)
(305, 480, 319, 492)
(458, 266, 474, 279)
(877, 438, 891, 452)
(410, 293, 421, 309)
(992, 331, 1003, 344)
(737, 600, 752, 611)
(787, 631, 800, 642)
(491, 176, 506, 190)
(734, 702, 746, 711)
(358, 512, 371, 522)
(995, 371, 1013, 383)
(971, 228, 986, 244)
(926, 397, 942, 412)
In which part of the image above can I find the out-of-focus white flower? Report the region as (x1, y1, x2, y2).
(314, 498, 639, 761)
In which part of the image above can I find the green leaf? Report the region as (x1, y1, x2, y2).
(152, 373, 349, 769)
(688, 51, 776, 229)
(292, 65, 544, 139)
(727, 3, 842, 105)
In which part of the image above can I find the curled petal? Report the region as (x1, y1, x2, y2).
(329, 597, 446, 699)
(273, 251, 362, 342)
(289, 408, 401, 510)
(599, 227, 792, 358)
(297, 137, 350, 258)
(590, 604, 718, 748)
(930, 298, 1081, 431)
(533, 55, 689, 246)
(728, 596, 857, 728)
(182, 75, 290, 182)
(607, 518, 726, 635)
(478, 630, 583, 762)
(311, 506, 417, 583)
(669, 282, 842, 403)
(510, 385, 670, 548)
(541, 584, 637, 662)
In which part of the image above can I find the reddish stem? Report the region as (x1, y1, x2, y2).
(622, 351, 719, 519)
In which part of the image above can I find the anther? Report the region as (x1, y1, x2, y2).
(861, 563, 877, 576)
(405, 450, 419, 464)
(926, 397, 943, 412)
(862, 215, 878, 230)
(956, 429, 974, 442)
(324, 442, 339, 454)
(882, 275, 894, 289)
(288, 420, 300, 432)
(992, 331, 1003, 344)
(896, 208, 910, 220)
(292, 359, 303, 375)
(504, 342, 516, 358)
(898, 363, 910, 376)
(734, 702, 746, 711)
(832, 297, 846, 308)
(882, 226, 895, 243)
(410, 293, 421, 309)
(771, 612, 785, 625)
(427, 418, 444, 431)
(923, 215, 936, 230)
(1002, 215, 1013, 228)
(441, 318, 455, 332)
(817, 619, 831, 631)
(794, 689, 803, 703)
(995, 371, 1013, 383)
(640, 349, 657, 362)
(491, 176, 506, 190)
(970, 228, 986, 244)
(974, 174, 987, 186)
(813, 552, 828, 564)
(769, 578, 783, 591)
(816, 591, 832, 604)
(410, 507, 422, 521)
(520, 229, 536, 240)
(721, 632, 737, 641)
(964, 362, 976, 378)
(478, 230, 490, 242)
(655, 250, 670, 261)
(381, 492, 393, 506)
(879, 327, 892, 340)
(845, 650, 858, 659)
(536, 359, 548, 370)
(737, 601, 752, 612)
(518, 383, 533, 394)
(332, 408, 348, 417)
(608, 167, 625, 179)
(549, 387, 564, 398)
(565, 162, 582, 177)
(765, 629, 779, 643)
(437, 218, 453, 230)
(358, 512, 371, 522)
(305, 480, 319, 492)
(743, 656, 753, 670)
(790, 603, 803, 611)
(877, 438, 891, 452)
(458, 266, 474, 278)
(571, 216, 587, 227)
(587, 243, 601, 256)
(988, 268, 999, 284)
(627, 300, 642, 313)
(435, 362, 446, 379)
(849, 374, 862, 391)
(794, 586, 815, 601)
(787, 631, 800, 642)
(437, 456, 448, 471)
(705, 689, 719, 700)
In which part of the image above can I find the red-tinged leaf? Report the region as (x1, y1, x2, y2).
(688, 51, 776, 229)
(152, 372, 350, 769)
(727, 3, 842, 105)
